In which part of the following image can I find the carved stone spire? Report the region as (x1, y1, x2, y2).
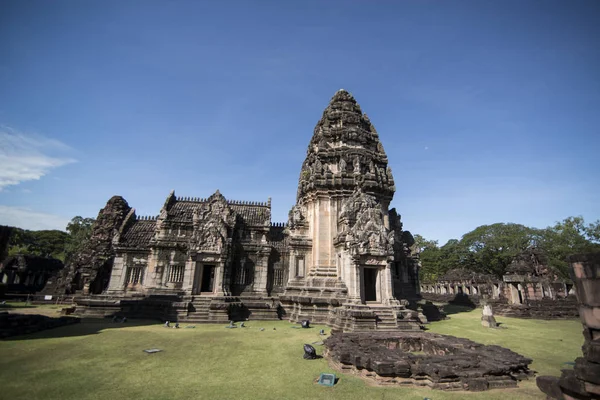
(296, 89, 395, 202)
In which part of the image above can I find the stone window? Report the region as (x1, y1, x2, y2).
(168, 265, 185, 283)
(125, 266, 144, 285)
(273, 268, 285, 287)
(235, 260, 253, 285)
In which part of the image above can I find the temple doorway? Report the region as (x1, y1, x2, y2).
(193, 264, 216, 294)
(201, 265, 215, 292)
(363, 268, 378, 302)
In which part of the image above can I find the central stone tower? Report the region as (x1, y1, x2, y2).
(281, 89, 423, 331)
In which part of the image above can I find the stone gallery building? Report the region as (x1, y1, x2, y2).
(61, 90, 424, 331)
(420, 247, 578, 319)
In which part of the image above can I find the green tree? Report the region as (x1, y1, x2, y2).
(413, 234, 442, 282)
(537, 216, 600, 278)
(6, 228, 68, 260)
(459, 223, 537, 277)
(64, 216, 95, 263)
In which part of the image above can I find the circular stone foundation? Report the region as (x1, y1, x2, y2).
(323, 332, 533, 391)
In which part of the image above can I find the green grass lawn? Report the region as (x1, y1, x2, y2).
(0, 307, 584, 400)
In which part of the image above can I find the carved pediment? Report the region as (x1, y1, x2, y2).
(338, 189, 392, 256)
(191, 191, 235, 253)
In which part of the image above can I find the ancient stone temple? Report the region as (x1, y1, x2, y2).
(60, 90, 423, 330)
(280, 89, 422, 330)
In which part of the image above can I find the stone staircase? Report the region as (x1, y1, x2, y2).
(371, 306, 399, 331)
(329, 304, 424, 332)
(180, 297, 212, 323)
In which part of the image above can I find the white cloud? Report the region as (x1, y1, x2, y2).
(0, 126, 76, 190)
(0, 205, 69, 231)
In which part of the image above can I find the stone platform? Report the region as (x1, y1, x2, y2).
(324, 331, 533, 391)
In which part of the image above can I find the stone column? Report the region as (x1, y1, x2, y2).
(537, 252, 600, 400)
(381, 264, 394, 304)
(253, 249, 270, 295)
(181, 259, 196, 293)
(214, 262, 224, 296)
(107, 256, 127, 293)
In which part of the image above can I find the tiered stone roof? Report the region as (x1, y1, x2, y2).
(297, 89, 395, 201)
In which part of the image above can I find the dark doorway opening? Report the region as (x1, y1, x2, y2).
(364, 268, 378, 302)
(201, 265, 215, 293)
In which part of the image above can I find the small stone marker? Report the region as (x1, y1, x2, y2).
(481, 304, 497, 328)
(301, 320, 310, 329)
(319, 329, 325, 335)
(143, 348, 162, 354)
(174, 323, 180, 329)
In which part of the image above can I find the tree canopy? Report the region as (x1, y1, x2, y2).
(3, 216, 95, 263)
(417, 216, 600, 282)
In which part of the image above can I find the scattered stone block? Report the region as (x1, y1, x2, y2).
(481, 304, 498, 328)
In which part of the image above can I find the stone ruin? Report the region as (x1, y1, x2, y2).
(420, 247, 578, 319)
(0, 255, 64, 294)
(54, 195, 133, 295)
(537, 252, 600, 400)
(481, 304, 497, 328)
(50, 90, 425, 331)
(324, 331, 533, 391)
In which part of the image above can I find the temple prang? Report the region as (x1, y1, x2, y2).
(54, 90, 424, 330)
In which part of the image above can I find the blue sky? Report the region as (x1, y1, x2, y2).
(0, 0, 598, 245)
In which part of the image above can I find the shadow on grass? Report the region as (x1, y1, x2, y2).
(443, 303, 477, 315)
(3, 318, 160, 341)
(0, 303, 37, 309)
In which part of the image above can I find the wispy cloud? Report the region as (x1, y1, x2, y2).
(0, 126, 76, 190)
(0, 205, 69, 231)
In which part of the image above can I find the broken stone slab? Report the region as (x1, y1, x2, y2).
(481, 304, 498, 328)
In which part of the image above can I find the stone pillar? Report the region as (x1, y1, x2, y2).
(181, 259, 196, 293)
(253, 249, 271, 294)
(214, 262, 225, 296)
(537, 252, 600, 400)
(107, 255, 127, 293)
(382, 264, 394, 304)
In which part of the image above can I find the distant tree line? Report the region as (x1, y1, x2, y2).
(3, 216, 95, 264)
(415, 216, 600, 282)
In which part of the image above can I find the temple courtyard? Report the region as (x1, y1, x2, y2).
(0, 303, 583, 400)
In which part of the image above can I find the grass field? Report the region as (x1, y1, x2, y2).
(0, 305, 584, 400)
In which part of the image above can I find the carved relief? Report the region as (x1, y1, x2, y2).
(191, 191, 234, 254)
(338, 189, 389, 256)
(287, 205, 306, 229)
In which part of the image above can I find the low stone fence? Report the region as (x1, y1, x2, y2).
(421, 293, 578, 319)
